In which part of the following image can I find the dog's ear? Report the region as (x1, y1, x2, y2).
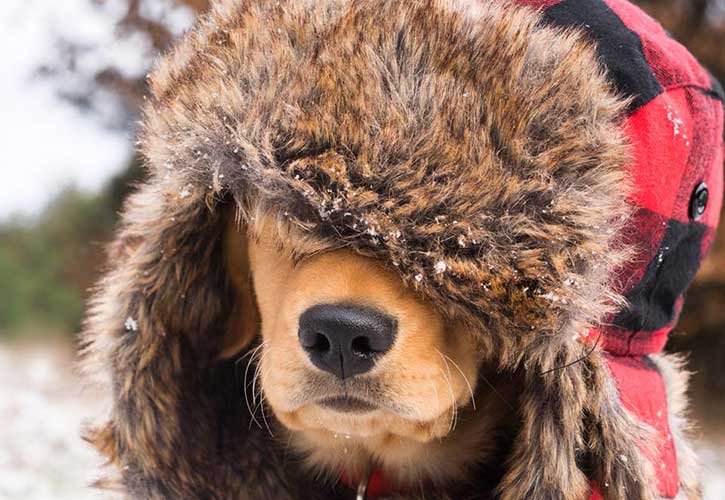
(219, 212, 259, 359)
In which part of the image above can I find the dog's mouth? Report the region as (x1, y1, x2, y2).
(317, 395, 378, 414)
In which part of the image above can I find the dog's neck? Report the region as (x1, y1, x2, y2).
(283, 374, 520, 496)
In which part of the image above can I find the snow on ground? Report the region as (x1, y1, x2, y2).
(0, 342, 108, 500)
(0, 340, 723, 499)
(702, 437, 725, 500)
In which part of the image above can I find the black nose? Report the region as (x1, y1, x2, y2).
(298, 304, 397, 379)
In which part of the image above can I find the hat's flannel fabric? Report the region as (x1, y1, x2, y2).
(518, 0, 724, 356)
(516, 1, 724, 498)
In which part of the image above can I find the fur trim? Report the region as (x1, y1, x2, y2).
(142, 0, 632, 353)
(79, 0, 668, 498)
(651, 354, 702, 500)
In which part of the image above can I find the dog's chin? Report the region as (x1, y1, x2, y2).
(271, 400, 480, 489)
(271, 397, 458, 443)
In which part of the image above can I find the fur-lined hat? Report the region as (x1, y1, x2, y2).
(82, 0, 723, 498)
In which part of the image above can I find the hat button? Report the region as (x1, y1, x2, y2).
(689, 182, 708, 220)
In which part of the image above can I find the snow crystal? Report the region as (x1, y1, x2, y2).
(666, 104, 688, 144)
(657, 246, 670, 265)
(415, 273, 424, 282)
(542, 292, 567, 304)
(124, 317, 138, 332)
(179, 186, 192, 198)
(434, 261, 447, 274)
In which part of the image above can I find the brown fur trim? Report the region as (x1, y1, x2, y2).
(142, 0, 632, 350)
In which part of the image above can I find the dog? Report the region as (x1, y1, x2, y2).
(216, 211, 701, 500)
(82, 0, 723, 498)
(222, 213, 523, 493)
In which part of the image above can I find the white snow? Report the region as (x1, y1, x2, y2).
(124, 316, 138, 332)
(179, 185, 193, 198)
(0, 342, 109, 500)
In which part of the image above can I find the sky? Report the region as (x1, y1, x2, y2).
(0, 0, 192, 222)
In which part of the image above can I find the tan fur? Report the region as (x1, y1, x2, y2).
(233, 216, 489, 486)
(78, 0, 699, 498)
(220, 215, 258, 358)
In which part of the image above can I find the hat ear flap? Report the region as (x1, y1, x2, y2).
(219, 213, 260, 359)
(496, 343, 658, 500)
(82, 184, 253, 493)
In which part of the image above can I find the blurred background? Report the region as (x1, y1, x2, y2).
(0, 0, 723, 498)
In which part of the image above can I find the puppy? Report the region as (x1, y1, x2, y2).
(223, 214, 522, 494)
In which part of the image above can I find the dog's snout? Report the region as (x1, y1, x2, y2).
(298, 304, 397, 379)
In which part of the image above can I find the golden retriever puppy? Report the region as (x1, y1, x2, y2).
(223, 215, 521, 494)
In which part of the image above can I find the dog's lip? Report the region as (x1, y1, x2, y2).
(316, 395, 378, 414)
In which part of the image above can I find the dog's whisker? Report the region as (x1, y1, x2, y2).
(235, 340, 267, 378)
(243, 342, 267, 431)
(243, 343, 266, 394)
(251, 348, 270, 407)
(438, 350, 476, 411)
(477, 372, 515, 412)
(251, 349, 275, 437)
(251, 349, 272, 412)
(437, 351, 460, 433)
(282, 430, 294, 467)
(235, 343, 259, 383)
(410, 395, 425, 424)
(242, 346, 262, 410)
(452, 396, 459, 433)
(429, 379, 441, 430)
(258, 389, 275, 438)
(437, 365, 457, 434)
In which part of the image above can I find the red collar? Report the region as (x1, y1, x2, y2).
(340, 467, 397, 499)
(338, 462, 643, 500)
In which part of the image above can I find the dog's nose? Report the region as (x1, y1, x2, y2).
(298, 304, 397, 379)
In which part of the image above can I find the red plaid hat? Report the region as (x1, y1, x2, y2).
(518, 0, 724, 356)
(516, 1, 724, 498)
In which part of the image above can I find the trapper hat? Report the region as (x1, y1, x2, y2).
(82, 0, 723, 499)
